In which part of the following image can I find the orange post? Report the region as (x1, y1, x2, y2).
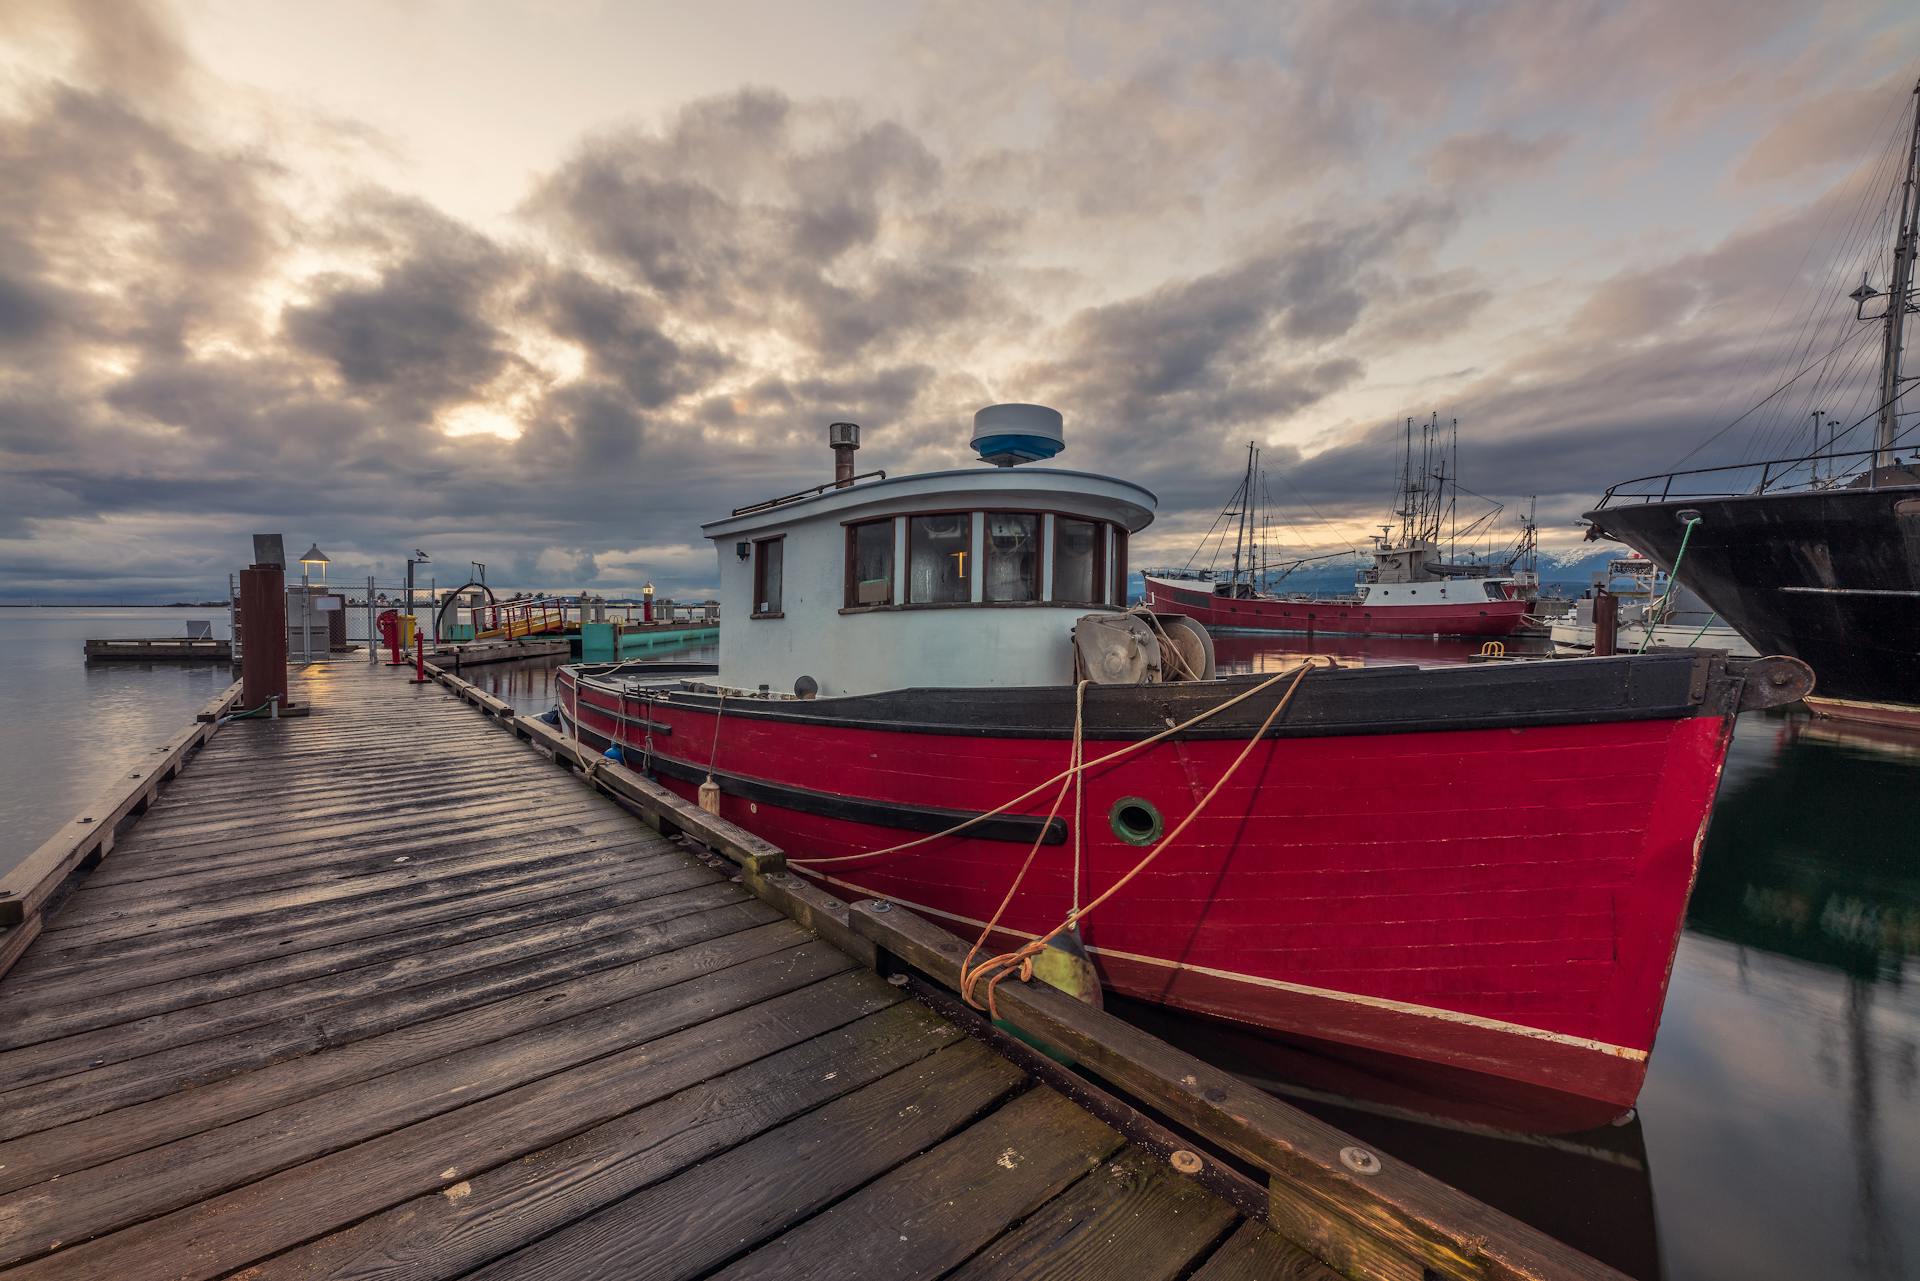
(411, 629, 429, 683)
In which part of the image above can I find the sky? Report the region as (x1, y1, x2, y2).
(1, 0, 1916, 602)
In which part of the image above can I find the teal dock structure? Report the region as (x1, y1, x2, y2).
(427, 621, 717, 669)
(578, 620, 719, 662)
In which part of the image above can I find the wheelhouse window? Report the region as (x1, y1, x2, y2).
(1051, 517, 1104, 604)
(846, 518, 895, 607)
(908, 513, 971, 603)
(1111, 528, 1129, 605)
(752, 536, 784, 616)
(984, 512, 1040, 602)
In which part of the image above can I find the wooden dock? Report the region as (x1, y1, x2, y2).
(0, 660, 1623, 1281)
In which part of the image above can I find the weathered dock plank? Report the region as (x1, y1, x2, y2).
(0, 658, 1626, 1281)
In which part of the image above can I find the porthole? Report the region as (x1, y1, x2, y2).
(1109, 797, 1163, 846)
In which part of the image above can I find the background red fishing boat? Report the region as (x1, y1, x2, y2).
(1144, 573, 1530, 637)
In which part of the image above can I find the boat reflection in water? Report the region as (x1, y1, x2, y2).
(1131, 642, 1920, 1281)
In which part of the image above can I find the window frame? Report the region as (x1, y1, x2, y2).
(832, 508, 1132, 613)
(750, 535, 785, 619)
(982, 509, 1045, 604)
(904, 509, 976, 605)
(1049, 514, 1107, 606)
(843, 517, 897, 609)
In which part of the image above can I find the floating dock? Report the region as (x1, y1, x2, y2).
(0, 660, 1623, 1280)
(82, 637, 232, 663)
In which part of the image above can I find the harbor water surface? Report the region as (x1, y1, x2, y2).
(1, 610, 1912, 1280)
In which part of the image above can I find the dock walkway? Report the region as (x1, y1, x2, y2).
(0, 661, 1329, 1280)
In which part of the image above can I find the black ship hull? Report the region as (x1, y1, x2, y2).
(1586, 484, 1920, 709)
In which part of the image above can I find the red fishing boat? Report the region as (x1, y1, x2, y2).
(1145, 423, 1537, 639)
(1142, 573, 1531, 638)
(558, 405, 1808, 1126)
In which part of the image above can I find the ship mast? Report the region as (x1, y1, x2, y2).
(1873, 78, 1920, 469)
(1396, 417, 1415, 547)
(1230, 440, 1256, 589)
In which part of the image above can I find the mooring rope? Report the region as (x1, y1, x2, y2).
(1637, 516, 1703, 654)
(786, 661, 1315, 870)
(699, 690, 727, 814)
(958, 659, 1317, 1019)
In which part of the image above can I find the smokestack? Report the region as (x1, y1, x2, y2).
(829, 421, 860, 488)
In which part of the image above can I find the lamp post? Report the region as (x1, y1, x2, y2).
(296, 544, 331, 663)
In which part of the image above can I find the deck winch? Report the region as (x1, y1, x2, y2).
(1071, 612, 1216, 684)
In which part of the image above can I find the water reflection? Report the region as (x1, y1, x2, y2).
(1692, 714, 1920, 979)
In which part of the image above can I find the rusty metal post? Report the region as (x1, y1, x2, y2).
(238, 563, 290, 713)
(1592, 589, 1619, 657)
(412, 629, 429, 683)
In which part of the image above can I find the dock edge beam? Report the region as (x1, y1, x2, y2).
(418, 659, 1626, 1281)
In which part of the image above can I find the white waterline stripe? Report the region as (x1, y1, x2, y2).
(801, 869, 1647, 1062)
(1778, 586, 1920, 597)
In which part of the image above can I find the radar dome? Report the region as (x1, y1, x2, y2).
(971, 403, 1064, 467)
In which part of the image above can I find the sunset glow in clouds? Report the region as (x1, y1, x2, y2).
(1, 0, 1915, 599)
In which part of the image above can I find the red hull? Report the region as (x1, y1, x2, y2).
(1146, 577, 1531, 638)
(560, 671, 1733, 1115)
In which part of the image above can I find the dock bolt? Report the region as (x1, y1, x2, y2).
(1339, 1146, 1382, 1175)
(1168, 1149, 1204, 1175)
(868, 900, 893, 913)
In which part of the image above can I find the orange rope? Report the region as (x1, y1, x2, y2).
(958, 680, 1088, 1004)
(959, 659, 1318, 1019)
(787, 662, 1307, 869)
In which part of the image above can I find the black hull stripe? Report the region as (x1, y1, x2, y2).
(564, 675, 1725, 741)
(561, 707, 1068, 846)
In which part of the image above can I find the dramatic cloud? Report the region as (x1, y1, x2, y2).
(0, 0, 1915, 601)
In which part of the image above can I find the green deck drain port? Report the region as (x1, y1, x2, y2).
(1109, 797, 1163, 846)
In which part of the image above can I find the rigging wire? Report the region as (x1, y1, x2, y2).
(1674, 88, 1914, 470)
(1718, 96, 1914, 464)
(1668, 324, 1880, 468)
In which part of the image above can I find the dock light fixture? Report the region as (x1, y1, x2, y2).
(736, 541, 751, 561)
(298, 544, 331, 580)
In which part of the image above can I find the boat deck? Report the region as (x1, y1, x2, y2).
(0, 661, 1329, 1280)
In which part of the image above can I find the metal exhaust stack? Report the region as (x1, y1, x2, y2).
(829, 421, 860, 487)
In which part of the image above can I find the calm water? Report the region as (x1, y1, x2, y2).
(0, 608, 236, 873)
(1, 619, 1913, 1278)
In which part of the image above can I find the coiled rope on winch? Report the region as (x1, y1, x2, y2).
(957, 659, 1317, 1019)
